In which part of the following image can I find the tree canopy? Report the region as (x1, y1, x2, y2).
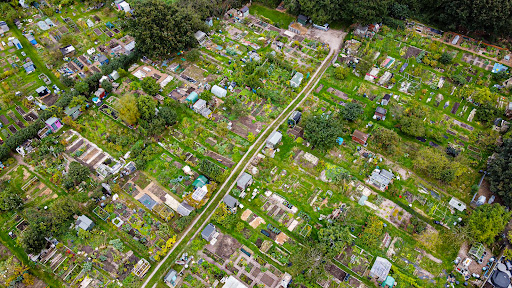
(468, 204, 511, 245)
(400, 116, 425, 137)
(141, 77, 160, 96)
(342, 103, 364, 122)
(116, 94, 140, 125)
(283, 0, 512, 38)
(303, 115, 343, 151)
(0, 182, 23, 211)
(488, 140, 512, 206)
(128, 0, 206, 58)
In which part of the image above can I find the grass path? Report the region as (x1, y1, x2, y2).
(9, 22, 65, 90)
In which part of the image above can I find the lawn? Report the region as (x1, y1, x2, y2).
(249, 4, 295, 28)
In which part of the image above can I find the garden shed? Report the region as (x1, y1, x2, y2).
(12, 39, 22, 49)
(369, 169, 394, 191)
(448, 197, 466, 212)
(239, 6, 249, 17)
(105, 21, 115, 29)
(97, 54, 109, 65)
(0, 21, 9, 34)
(76, 215, 94, 231)
(45, 117, 62, 132)
(193, 99, 207, 113)
(192, 175, 208, 188)
(186, 91, 199, 104)
(211, 85, 227, 98)
(290, 72, 304, 88)
(25, 34, 37, 45)
(164, 269, 178, 286)
(22, 61, 35, 73)
(297, 15, 308, 25)
(177, 201, 194, 216)
(223, 195, 239, 212)
(369, 257, 392, 281)
(60, 44, 75, 56)
(266, 131, 282, 149)
(374, 107, 387, 120)
(236, 172, 253, 190)
(64, 105, 81, 120)
(94, 88, 106, 99)
(201, 223, 217, 242)
(288, 110, 302, 127)
(382, 94, 391, 105)
(352, 129, 368, 146)
(194, 30, 207, 45)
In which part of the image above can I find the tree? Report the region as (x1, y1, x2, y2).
(116, 94, 140, 125)
(475, 103, 500, 123)
(199, 159, 223, 182)
(333, 66, 350, 80)
(318, 223, 351, 256)
(141, 77, 160, 96)
(488, 140, 512, 206)
(356, 60, 372, 76)
(400, 116, 425, 137)
(493, 70, 510, 82)
(0, 183, 23, 211)
(127, 0, 205, 58)
(303, 115, 342, 151)
(451, 74, 466, 86)
(137, 94, 157, 120)
(19, 224, 47, 255)
(439, 52, 453, 64)
(159, 106, 178, 125)
(66, 161, 90, 186)
(468, 204, 511, 245)
(101, 80, 113, 93)
(372, 126, 399, 153)
(473, 87, 498, 106)
(389, 2, 409, 19)
(342, 102, 363, 121)
(74, 81, 89, 95)
(60, 75, 75, 87)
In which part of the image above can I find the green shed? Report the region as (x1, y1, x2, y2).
(106, 22, 115, 29)
(381, 276, 395, 287)
(192, 175, 208, 188)
(186, 92, 199, 104)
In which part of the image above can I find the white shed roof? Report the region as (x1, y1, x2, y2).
(223, 276, 248, 288)
(369, 257, 392, 280)
(449, 197, 466, 212)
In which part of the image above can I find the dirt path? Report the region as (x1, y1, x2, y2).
(142, 42, 342, 288)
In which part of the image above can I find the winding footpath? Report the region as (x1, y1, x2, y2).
(142, 46, 340, 287)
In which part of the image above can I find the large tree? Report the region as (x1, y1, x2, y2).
(342, 103, 364, 122)
(303, 115, 342, 151)
(318, 223, 352, 256)
(0, 182, 23, 211)
(116, 94, 140, 125)
(488, 140, 512, 206)
(372, 126, 400, 154)
(137, 94, 157, 120)
(128, 0, 206, 58)
(141, 77, 160, 96)
(468, 204, 511, 245)
(400, 116, 425, 137)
